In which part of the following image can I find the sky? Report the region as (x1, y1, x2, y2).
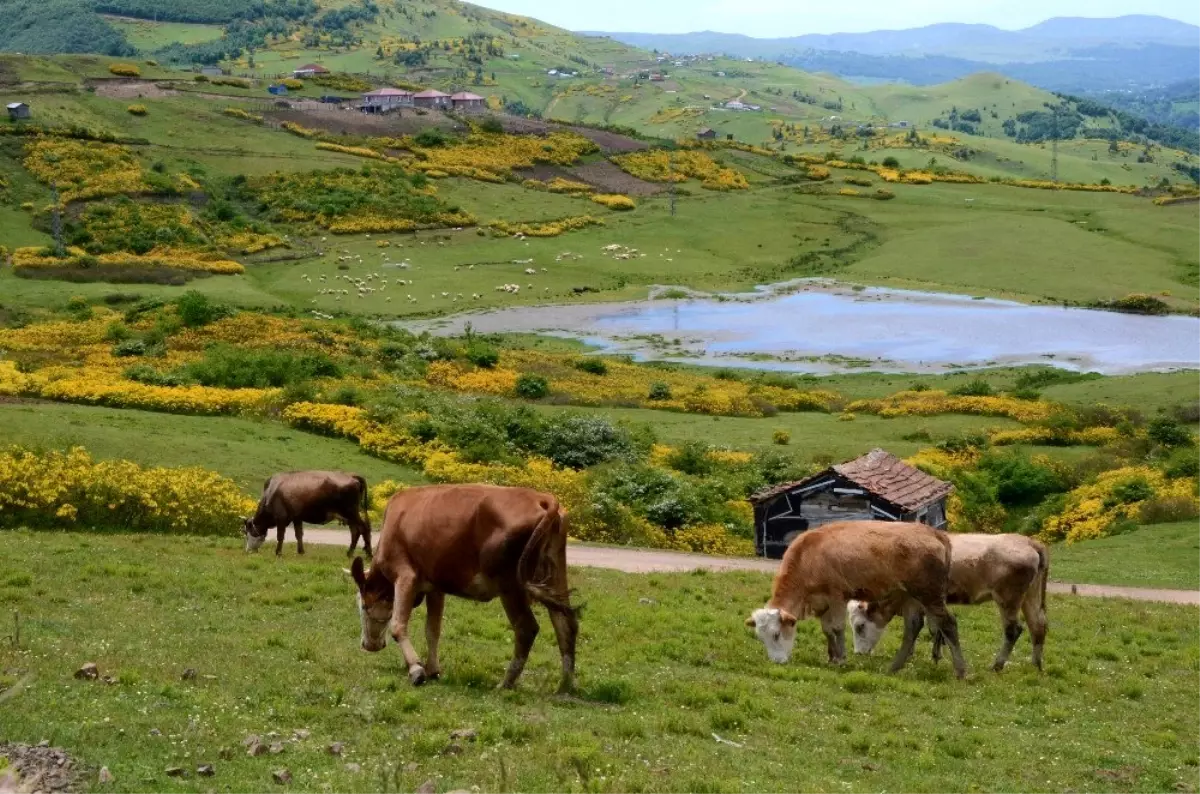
(469, 0, 1200, 37)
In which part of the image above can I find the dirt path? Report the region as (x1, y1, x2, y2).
(302, 529, 1199, 605)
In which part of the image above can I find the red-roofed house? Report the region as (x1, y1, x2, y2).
(292, 63, 330, 78)
(361, 87, 413, 113)
(450, 91, 486, 111)
(412, 89, 451, 109)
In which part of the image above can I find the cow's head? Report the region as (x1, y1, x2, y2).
(347, 556, 390, 652)
(242, 517, 267, 552)
(745, 606, 798, 664)
(847, 599, 890, 655)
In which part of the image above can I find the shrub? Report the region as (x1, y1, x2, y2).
(465, 342, 499, 369)
(666, 442, 714, 476)
(175, 291, 228, 328)
(414, 128, 451, 148)
(590, 193, 636, 210)
(104, 320, 131, 342)
(281, 78, 304, 90)
(872, 189, 896, 200)
(772, 430, 790, 445)
(1103, 293, 1169, 315)
(112, 339, 147, 357)
(977, 452, 1068, 507)
(882, 156, 900, 168)
(477, 116, 504, 134)
(126, 104, 147, 116)
(575, 358, 608, 376)
(1164, 448, 1199, 479)
(123, 363, 188, 387)
(536, 414, 637, 470)
(182, 345, 341, 389)
(950, 378, 994, 397)
(1148, 417, 1195, 448)
(108, 63, 141, 77)
(648, 382, 671, 401)
(515, 373, 550, 399)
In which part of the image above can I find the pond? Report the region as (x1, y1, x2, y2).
(405, 281, 1200, 375)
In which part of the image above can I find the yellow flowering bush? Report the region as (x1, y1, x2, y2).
(108, 63, 141, 77)
(23, 139, 149, 202)
(990, 426, 1121, 447)
(0, 446, 254, 535)
(425, 360, 519, 395)
(316, 142, 401, 163)
(590, 193, 636, 210)
(12, 246, 244, 275)
(488, 215, 604, 237)
(222, 107, 263, 123)
(612, 150, 748, 190)
(848, 390, 1055, 422)
(281, 121, 324, 139)
(126, 104, 148, 116)
(410, 131, 598, 182)
(1038, 467, 1199, 544)
(219, 231, 285, 254)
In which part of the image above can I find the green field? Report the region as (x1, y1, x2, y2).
(1050, 522, 1200, 590)
(0, 402, 421, 493)
(0, 532, 1196, 793)
(105, 18, 224, 51)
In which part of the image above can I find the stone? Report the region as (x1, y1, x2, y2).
(165, 766, 186, 777)
(344, 763, 361, 774)
(36, 740, 50, 748)
(638, 597, 658, 605)
(197, 764, 215, 777)
(181, 668, 197, 681)
(242, 734, 261, 747)
(440, 743, 463, 756)
(449, 729, 477, 742)
(404, 762, 419, 773)
(74, 663, 99, 681)
(269, 743, 285, 755)
(272, 769, 292, 785)
(416, 779, 436, 794)
(293, 729, 310, 741)
(327, 742, 344, 756)
(98, 766, 114, 784)
(247, 742, 268, 757)
(149, 729, 161, 737)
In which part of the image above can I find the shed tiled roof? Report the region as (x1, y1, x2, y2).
(364, 88, 412, 96)
(748, 448, 953, 510)
(413, 89, 450, 98)
(450, 91, 484, 101)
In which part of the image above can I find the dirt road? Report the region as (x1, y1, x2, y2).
(301, 528, 1198, 605)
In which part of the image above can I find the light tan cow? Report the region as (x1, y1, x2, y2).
(348, 484, 578, 693)
(848, 533, 1048, 672)
(745, 520, 967, 679)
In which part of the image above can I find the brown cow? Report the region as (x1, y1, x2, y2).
(347, 484, 579, 693)
(848, 533, 1049, 672)
(243, 471, 371, 557)
(745, 520, 967, 679)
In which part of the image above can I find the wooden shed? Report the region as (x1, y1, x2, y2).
(748, 448, 953, 559)
(7, 102, 30, 120)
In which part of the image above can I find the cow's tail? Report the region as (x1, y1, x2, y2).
(353, 475, 369, 514)
(517, 499, 577, 617)
(1030, 540, 1049, 618)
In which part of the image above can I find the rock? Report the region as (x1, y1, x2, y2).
(98, 766, 114, 784)
(327, 742, 344, 756)
(449, 729, 477, 742)
(37, 740, 50, 748)
(247, 742, 268, 757)
(266, 732, 280, 740)
(344, 763, 361, 774)
(638, 597, 658, 605)
(416, 780, 436, 794)
(272, 769, 292, 785)
(165, 766, 186, 777)
(197, 764, 215, 777)
(269, 743, 285, 755)
(181, 668, 197, 681)
(149, 728, 161, 737)
(74, 663, 99, 680)
(293, 729, 310, 741)
(440, 743, 463, 756)
(242, 734, 261, 747)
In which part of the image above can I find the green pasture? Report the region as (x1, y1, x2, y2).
(0, 532, 1196, 793)
(106, 19, 223, 51)
(1050, 522, 1200, 590)
(0, 402, 422, 493)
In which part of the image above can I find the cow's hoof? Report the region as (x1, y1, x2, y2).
(408, 666, 427, 686)
(991, 662, 1007, 673)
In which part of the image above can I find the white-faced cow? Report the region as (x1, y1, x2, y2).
(848, 533, 1048, 672)
(244, 471, 371, 557)
(347, 484, 579, 693)
(746, 520, 967, 679)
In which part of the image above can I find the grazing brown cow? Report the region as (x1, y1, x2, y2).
(848, 533, 1049, 671)
(745, 520, 967, 679)
(347, 484, 579, 693)
(243, 471, 371, 557)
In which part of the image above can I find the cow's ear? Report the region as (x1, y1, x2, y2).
(779, 610, 798, 628)
(349, 556, 367, 591)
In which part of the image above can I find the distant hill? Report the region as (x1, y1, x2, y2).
(587, 16, 1200, 92)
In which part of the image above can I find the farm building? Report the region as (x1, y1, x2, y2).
(748, 448, 953, 559)
(696, 127, 717, 140)
(293, 63, 329, 78)
(361, 87, 413, 113)
(412, 89, 451, 109)
(450, 91, 486, 111)
(7, 102, 30, 120)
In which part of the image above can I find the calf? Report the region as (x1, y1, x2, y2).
(848, 533, 1048, 672)
(244, 470, 371, 557)
(348, 484, 579, 693)
(745, 520, 967, 679)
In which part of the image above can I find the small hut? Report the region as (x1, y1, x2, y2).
(412, 89, 451, 109)
(7, 102, 30, 120)
(450, 91, 485, 112)
(748, 448, 953, 559)
(696, 127, 716, 140)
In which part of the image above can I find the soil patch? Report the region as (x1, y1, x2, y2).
(570, 161, 663, 195)
(0, 742, 85, 794)
(497, 116, 648, 153)
(89, 80, 178, 99)
(266, 107, 463, 138)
